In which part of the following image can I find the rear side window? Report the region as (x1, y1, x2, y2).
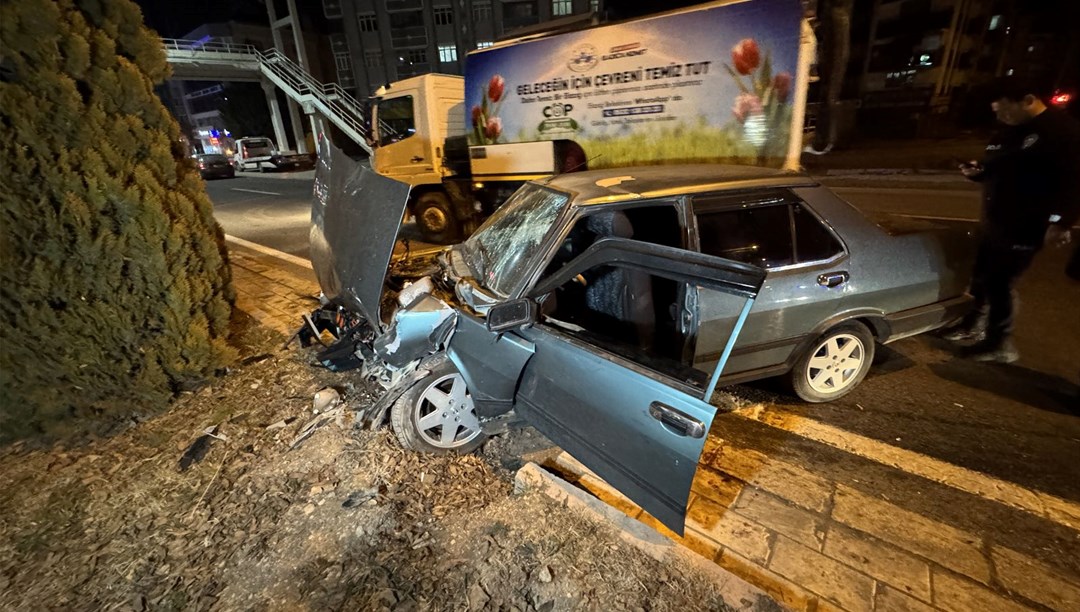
(245, 139, 272, 148)
(793, 203, 842, 262)
(695, 202, 793, 268)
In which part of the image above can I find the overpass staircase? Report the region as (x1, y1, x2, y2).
(162, 38, 374, 155)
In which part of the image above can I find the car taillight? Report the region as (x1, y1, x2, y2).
(198, 162, 206, 168)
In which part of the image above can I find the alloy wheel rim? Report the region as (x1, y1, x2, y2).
(414, 373, 481, 448)
(806, 333, 864, 394)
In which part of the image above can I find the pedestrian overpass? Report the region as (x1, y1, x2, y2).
(161, 38, 374, 155)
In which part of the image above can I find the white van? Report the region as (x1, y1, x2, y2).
(232, 137, 309, 172)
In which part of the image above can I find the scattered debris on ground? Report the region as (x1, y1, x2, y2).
(0, 319, 746, 610)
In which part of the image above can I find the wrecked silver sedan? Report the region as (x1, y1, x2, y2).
(305, 144, 970, 533)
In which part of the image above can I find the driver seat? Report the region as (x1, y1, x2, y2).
(584, 211, 655, 349)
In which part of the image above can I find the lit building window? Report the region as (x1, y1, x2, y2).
(553, 0, 571, 16)
(988, 14, 1001, 30)
(358, 13, 378, 32)
(590, 0, 599, 12)
(434, 7, 454, 26)
(477, 41, 493, 49)
(438, 44, 458, 63)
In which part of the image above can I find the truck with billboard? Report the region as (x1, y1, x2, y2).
(368, 0, 812, 242)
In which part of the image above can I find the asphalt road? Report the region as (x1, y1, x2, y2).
(204, 175, 317, 258)
(204, 173, 431, 259)
(206, 173, 1080, 502)
(809, 182, 1080, 501)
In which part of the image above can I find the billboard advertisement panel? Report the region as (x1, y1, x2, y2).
(464, 0, 804, 168)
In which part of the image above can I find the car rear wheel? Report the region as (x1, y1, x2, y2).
(414, 191, 461, 244)
(390, 360, 486, 454)
(790, 322, 874, 403)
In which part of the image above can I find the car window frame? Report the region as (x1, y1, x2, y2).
(522, 236, 765, 400)
(687, 189, 848, 273)
(514, 197, 689, 300)
(790, 198, 847, 266)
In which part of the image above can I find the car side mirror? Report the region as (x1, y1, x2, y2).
(486, 298, 537, 332)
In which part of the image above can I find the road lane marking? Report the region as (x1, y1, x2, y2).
(224, 234, 313, 270)
(892, 213, 1080, 229)
(830, 187, 978, 197)
(231, 188, 282, 196)
(894, 213, 978, 223)
(731, 404, 1080, 530)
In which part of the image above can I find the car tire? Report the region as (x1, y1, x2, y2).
(390, 358, 487, 454)
(789, 322, 875, 403)
(414, 191, 461, 244)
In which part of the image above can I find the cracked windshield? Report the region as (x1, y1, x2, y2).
(462, 185, 568, 296)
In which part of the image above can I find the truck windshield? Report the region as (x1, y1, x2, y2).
(376, 96, 416, 146)
(462, 184, 568, 298)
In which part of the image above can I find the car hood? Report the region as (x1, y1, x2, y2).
(309, 139, 411, 326)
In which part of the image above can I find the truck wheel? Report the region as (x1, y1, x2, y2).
(414, 192, 460, 244)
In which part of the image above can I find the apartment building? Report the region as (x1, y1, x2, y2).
(323, 0, 602, 99)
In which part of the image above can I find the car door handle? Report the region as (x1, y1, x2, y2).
(817, 271, 849, 288)
(410, 156, 424, 163)
(648, 402, 706, 438)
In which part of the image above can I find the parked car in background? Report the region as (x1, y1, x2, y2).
(303, 146, 976, 534)
(232, 137, 311, 172)
(196, 153, 235, 180)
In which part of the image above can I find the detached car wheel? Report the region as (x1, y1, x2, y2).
(414, 192, 461, 244)
(390, 360, 486, 454)
(790, 322, 875, 403)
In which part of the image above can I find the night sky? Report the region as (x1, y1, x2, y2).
(135, 0, 267, 38)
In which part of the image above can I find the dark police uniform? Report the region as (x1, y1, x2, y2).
(963, 108, 1080, 346)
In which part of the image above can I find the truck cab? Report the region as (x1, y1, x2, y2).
(371, 75, 471, 243)
(372, 74, 465, 187)
(371, 74, 582, 244)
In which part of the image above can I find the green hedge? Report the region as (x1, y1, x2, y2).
(0, 0, 236, 441)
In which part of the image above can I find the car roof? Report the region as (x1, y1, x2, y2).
(537, 164, 818, 206)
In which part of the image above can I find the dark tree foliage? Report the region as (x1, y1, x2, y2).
(0, 0, 236, 441)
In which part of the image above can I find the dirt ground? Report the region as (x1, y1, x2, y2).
(0, 317, 747, 611)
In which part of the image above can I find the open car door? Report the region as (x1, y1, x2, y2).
(481, 238, 765, 534)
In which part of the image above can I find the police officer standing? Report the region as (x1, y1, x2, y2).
(945, 79, 1080, 363)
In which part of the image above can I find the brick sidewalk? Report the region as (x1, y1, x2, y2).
(227, 245, 1080, 611)
(229, 247, 320, 336)
(550, 441, 1080, 612)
